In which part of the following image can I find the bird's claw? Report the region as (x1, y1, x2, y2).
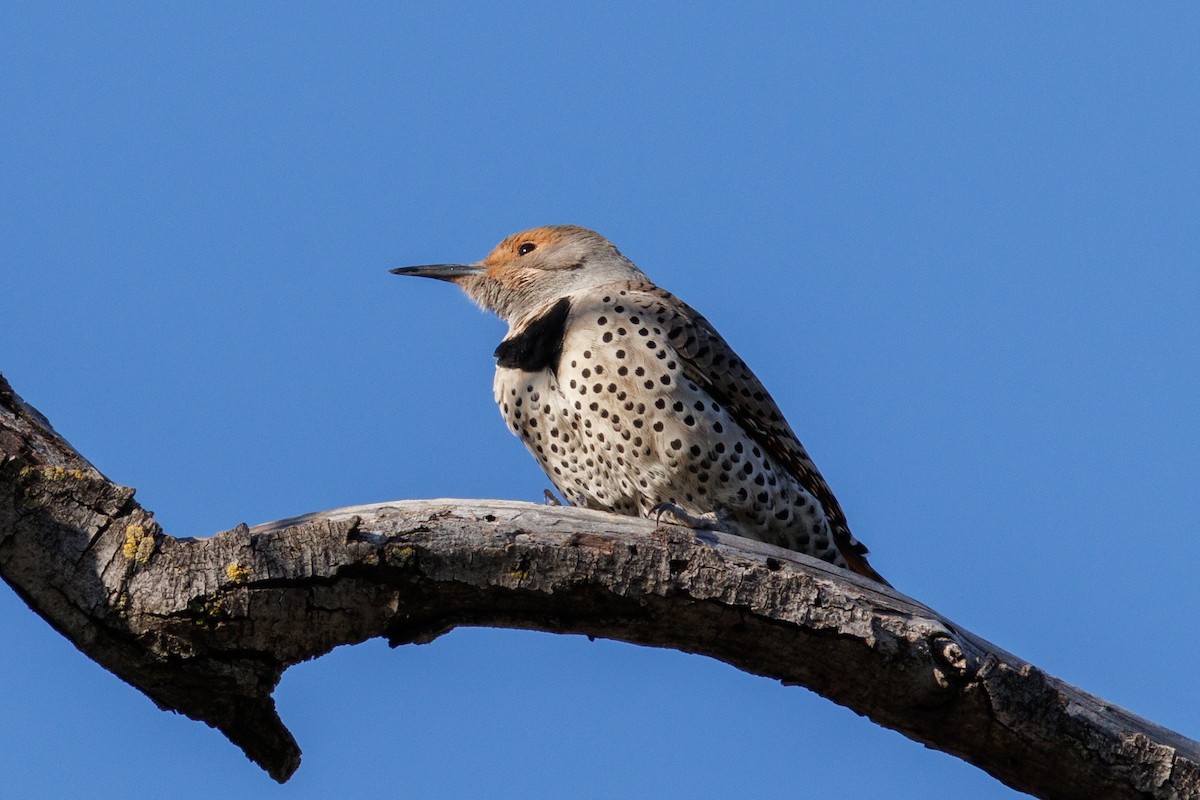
(648, 502, 719, 531)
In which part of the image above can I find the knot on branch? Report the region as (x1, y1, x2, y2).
(930, 632, 973, 690)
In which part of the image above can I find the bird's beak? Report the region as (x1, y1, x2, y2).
(389, 263, 486, 282)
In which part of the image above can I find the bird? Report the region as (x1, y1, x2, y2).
(391, 225, 887, 584)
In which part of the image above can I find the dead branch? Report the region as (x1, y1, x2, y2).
(0, 371, 1196, 798)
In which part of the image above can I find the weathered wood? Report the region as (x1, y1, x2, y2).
(1, 371, 1197, 798)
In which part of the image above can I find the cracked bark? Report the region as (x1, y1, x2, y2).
(1, 371, 1197, 799)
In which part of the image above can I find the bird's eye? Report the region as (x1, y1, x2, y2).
(517, 242, 537, 256)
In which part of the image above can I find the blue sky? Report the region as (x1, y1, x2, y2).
(2, 4, 1198, 798)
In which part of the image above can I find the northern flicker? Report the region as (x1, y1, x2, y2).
(392, 225, 887, 584)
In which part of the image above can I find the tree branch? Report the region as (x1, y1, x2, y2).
(1, 371, 1197, 798)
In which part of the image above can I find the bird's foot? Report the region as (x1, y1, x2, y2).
(648, 502, 720, 531)
(542, 489, 563, 507)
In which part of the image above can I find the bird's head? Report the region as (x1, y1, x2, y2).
(391, 225, 645, 322)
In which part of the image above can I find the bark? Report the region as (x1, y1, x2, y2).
(1, 371, 1197, 799)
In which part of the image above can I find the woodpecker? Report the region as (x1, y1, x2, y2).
(392, 225, 886, 584)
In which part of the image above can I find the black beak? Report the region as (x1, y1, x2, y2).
(389, 263, 485, 282)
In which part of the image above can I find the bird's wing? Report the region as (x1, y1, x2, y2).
(621, 281, 888, 585)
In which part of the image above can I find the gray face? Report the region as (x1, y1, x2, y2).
(391, 226, 647, 323)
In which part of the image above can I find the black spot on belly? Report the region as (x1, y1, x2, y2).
(494, 298, 571, 374)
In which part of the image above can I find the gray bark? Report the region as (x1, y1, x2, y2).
(1, 371, 1197, 799)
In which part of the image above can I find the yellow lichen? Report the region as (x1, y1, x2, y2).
(195, 597, 225, 625)
(225, 561, 251, 584)
(121, 524, 155, 566)
(384, 544, 417, 568)
(42, 466, 87, 481)
(20, 466, 89, 508)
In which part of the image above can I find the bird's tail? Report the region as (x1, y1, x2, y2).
(840, 546, 891, 587)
